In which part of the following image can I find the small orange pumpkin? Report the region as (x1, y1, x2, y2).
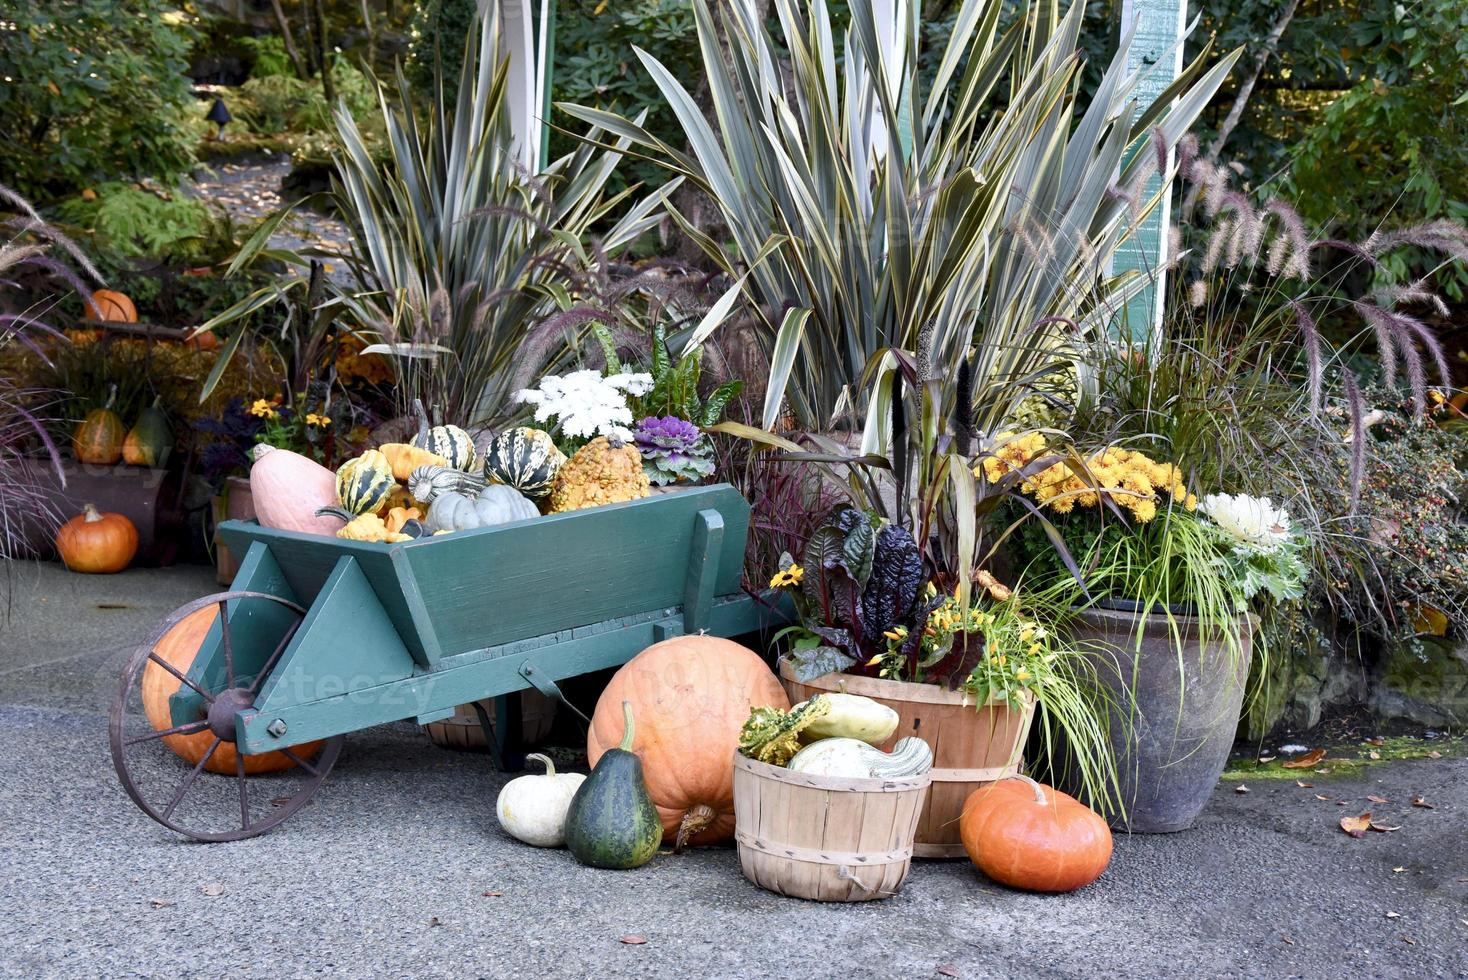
(73, 388, 127, 464)
(55, 504, 138, 573)
(86, 289, 137, 323)
(141, 606, 321, 774)
(959, 774, 1113, 893)
(587, 636, 789, 847)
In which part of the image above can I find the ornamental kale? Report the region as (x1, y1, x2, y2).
(634, 415, 715, 486)
(780, 505, 940, 682)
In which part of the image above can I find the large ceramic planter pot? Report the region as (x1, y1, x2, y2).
(779, 658, 1034, 858)
(1070, 606, 1253, 833)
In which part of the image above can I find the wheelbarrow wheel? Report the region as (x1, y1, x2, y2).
(109, 591, 344, 842)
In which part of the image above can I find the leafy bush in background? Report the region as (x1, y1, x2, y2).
(239, 34, 294, 79)
(55, 184, 223, 261)
(234, 56, 375, 136)
(0, 1, 200, 201)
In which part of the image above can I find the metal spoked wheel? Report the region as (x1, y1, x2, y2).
(109, 591, 344, 842)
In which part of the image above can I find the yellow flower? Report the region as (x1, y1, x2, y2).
(768, 566, 804, 589)
(1016, 668, 1032, 682)
(305, 413, 332, 427)
(249, 399, 277, 419)
(883, 627, 908, 642)
(865, 654, 884, 667)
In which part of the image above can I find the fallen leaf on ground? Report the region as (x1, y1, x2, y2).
(1366, 737, 1385, 746)
(1315, 794, 1332, 801)
(619, 936, 647, 945)
(1429, 751, 1442, 759)
(1369, 821, 1401, 833)
(1315, 768, 1333, 774)
(1280, 936, 1294, 945)
(201, 883, 225, 897)
(1392, 867, 1408, 873)
(482, 891, 503, 897)
(427, 917, 443, 928)
(1341, 812, 1372, 838)
(1412, 796, 1434, 809)
(937, 966, 960, 978)
(1235, 784, 1250, 794)
(270, 796, 291, 807)
(1402, 937, 1415, 945)
(1385, 911, 1400, 919)
(1258, 755, 1276, 763)
(1368, 751, 1382, 760)
(1284, 749, 1327, 768)
(1296, 780, 1315, 789)
(1367, 794, 1389, 804)
(149, 900, 172, 909)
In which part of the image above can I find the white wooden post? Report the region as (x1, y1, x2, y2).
(1112, 0, 1187, 339)
(492, 0, 555, 172)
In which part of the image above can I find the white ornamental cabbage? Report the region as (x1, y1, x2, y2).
(513, 370, 653, 444)
(1201, 493, 1293, 551)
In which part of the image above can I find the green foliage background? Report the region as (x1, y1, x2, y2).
(0, 1, 201, 200)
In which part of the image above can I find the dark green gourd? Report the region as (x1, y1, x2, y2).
(564, 702, 662, 870)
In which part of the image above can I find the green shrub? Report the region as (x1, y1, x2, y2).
(240, 34, 294, 79)
(0, 1, 200, 200)
(55, 184, 231, 262)
(234, 56, 375, 136)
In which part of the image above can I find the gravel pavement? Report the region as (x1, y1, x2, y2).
(2, 563, 1465, 979)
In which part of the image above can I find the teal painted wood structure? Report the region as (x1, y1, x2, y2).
(1111, 0, 1187, 338)
(171, 485, 786, 757)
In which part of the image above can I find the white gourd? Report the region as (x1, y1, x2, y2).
(795, 692, 899, 745)
(495, 753, 587, 847)
(786, 736, 933, 779)
(425, 485, 539, 532)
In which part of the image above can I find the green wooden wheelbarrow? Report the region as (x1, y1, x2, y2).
(108, 484, 787, 842)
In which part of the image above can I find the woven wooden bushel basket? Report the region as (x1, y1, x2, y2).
(732, 752, 931, 902)
(779, 658, 1035, 858)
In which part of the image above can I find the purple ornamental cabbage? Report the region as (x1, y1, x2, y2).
(633, 416, 716, 486)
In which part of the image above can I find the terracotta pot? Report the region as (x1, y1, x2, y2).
(778, 658, 1034, 859)
(213, 475, 254, 585)
(1068, 605, 1253, 833)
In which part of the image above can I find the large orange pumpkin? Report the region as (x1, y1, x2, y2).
(73, 396, 127, 464)
(86, 289, 137, 323)
(55, 504, 137, 573)
(959, 775, 1113, 893)
(142, 605, 321, 774)
(587, 636, 789, 848)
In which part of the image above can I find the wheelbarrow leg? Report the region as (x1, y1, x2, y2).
(472, 698, 525, 773)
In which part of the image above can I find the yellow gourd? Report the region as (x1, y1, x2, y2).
(335, 512, 412, 543)
(379, 443, 449, 481)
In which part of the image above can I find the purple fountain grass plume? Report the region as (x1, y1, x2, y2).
(1341, 370, 1366, 513)
(1353, 301, 1448, 414)
(2, 215, 104, 285)
(1373, 277, 1450, 317)
(1354, 301, 1402, 389)
(1308, 237, 1378, 265)
(1369, 219, 1468, 264)
(1201, 218, 1228, 276)
(1263, 198, 1312, 279)
(1166, 226, 1184, 270)
(1289, 298, 1325, 417)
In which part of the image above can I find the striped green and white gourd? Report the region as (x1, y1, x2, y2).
(483, 426, 566, 499)
(334, 449, 395, 515)
(408, 464, 487, 504)
(411, 399, 477, 473)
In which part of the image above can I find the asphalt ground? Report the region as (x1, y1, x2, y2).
(2, 563, 1465, 979)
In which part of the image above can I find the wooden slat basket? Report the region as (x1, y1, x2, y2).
(780, 659, 1034, 859)
(732, 752, 930, 902)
